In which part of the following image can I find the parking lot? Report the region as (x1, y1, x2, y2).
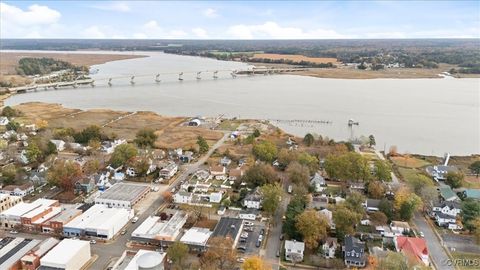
(236, 221, 266, 256)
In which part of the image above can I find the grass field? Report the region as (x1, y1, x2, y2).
(391, 156, 431, 168)
(451, 252, 480, 270)
(463, 175, 480, 189)
(14, 102, 223, 150)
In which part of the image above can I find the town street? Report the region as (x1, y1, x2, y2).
(89, 132, 229, 269)
(413, 212, 454, 270)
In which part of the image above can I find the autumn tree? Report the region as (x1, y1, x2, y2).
(252, 140, 277, 162)
(83, 159, 100, 175)
(242, 163, 278, 187)
(295, 209, 329, 249)
(303, 133, 314, 146)
(163, 191, 173, 203)
(242, 256, 269, 270)
(167, 241, 189, 270)
(379, 198, 394, 221)
(395, 187, 422, 221)
(333, 204, 362, 240)
(260, 183, 283, 217)
(134, 128, 158, 148)
(367, 181, 386, 199)
(286, 161, 310, 187)
(445, 171, 464, 188)
(47, 160, 83, 192)
(345, 191, 366, 214)
(409, 174, 434, 195)
(201, 237, 237, 270)
(73, 125, 106, 144)
(25, 141, 42, 163)
(1, 165, 17, 185)
(110, 144, 138, 167)
(297, 152, 319, 174)
(324, 152, 370, 182)
(277, 148, 298, 167)
(369, 211, 388, 226)
(196, 136, 209, 154)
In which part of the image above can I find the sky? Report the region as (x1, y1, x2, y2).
(1, 1, 479, 39)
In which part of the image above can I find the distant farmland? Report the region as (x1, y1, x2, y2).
(252, 53, 339, 64)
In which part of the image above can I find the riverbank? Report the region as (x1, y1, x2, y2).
(0, 51, 148, 88)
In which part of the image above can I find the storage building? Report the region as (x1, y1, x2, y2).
(40, 239, 91, 270)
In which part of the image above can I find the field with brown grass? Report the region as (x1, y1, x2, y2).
(252, 53, 339, 64)
(13, 102, 223, 150)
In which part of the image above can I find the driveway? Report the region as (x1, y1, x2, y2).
(413, 212, 454, 270)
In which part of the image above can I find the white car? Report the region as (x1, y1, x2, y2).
(132, 216, 139, 223)
(90, 240, 97, 244)
(244, 221, 254, 226)
(240, 232, 248, 238)
(236, 257, 245, 263)
(9, 230, 18, 234)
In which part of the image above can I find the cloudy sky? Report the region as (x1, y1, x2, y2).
(1, 1, 479, 39)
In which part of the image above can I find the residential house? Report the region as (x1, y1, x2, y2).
(217, 205, 226, 215)
(343, 236, 366, 268)
(194, 170, 211, 180)
(30, 171, 46, 184)
(243, 192, 262, 209)
(439, 186, 459, 202)
(238, 158, 247, 167)
(1, 183, 35, 197)
(322, 237, 338, 259)
(0, 116, 9, 126)
(174, 191, 193, 204)
(318, 208, 335, 230)
(210, 165, 226, 178)
(68, 142, 88, 152)
(426, 165, 458, 181)
(463, 189, 480, 201)
(376, 225, 395, 238)
(126, 167, 136, 177)
(113, 172, 126, 182)
(394, 236, 429, 266)
(349, 182, 365, 192)
(390, 221, 411, 236)
(228, 168, 244, 181)
(364, 199, 381, 212)
(434, 212, 457, 227)
(209, 192, 223, 203)
(101, 139, 126, 154)
(308, 195, 329, 210)
(432, 201, 461, 217)
(310, 173, 326, 192)
(285, 240, 305, 262)
(220, 156, 232, 167)
(50, 140, 66, 151)
(75, 178, 95, 193)
(180, 151, 194, 163)
(159, 162, 178, 179)
(238, 211, 256, 221)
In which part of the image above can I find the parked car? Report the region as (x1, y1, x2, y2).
(419, 231, 424, 238)
(236, 257, 245, 263)
(9, 230, 18, 234)
(258, 235, 263, 241)
(279, 234, 284, 240)
(132, 216, 139, 223)
(240, 232, 249, 238)
(260, 228, 265, 235)
(237, 246, 247, 253)
(90, 240, 97, 244)
(276, 250, 280, 257)
(121, 229, 127, 235)
(244, 221, 254, 226)
(255, 240, 261, 247)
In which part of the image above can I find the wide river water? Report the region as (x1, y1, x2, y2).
(4, 51, 480, 156)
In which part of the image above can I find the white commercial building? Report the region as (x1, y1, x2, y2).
(0, 198, 58, 229)
(113, 249, 166, 270)
(132, 211, 187, 242)
(180, 227, 212, 251)
(95, 183, 150, 209)
(63, 204, 134, 239)
(40, 239, 91, 270)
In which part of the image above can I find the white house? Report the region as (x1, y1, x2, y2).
(243, 193, 262, 209)
(220, 156, 232, 166)
(174, 191, 193, 204)
(0, 117, 9, 126)
(159, 162, 178, 179)
(363, 199, 381, 212)
(390, 221, 411, 236)
(209, 192, 223, 203)
(238, 211, 256, 221)
(432, 202, 461, 217)
(434, 212, 457, 227)
(310, 173, 326, 192)
(50, 140, 66, 151)
(101, 139, 127, 154)
(322, 237, 338, 259)
(0, 183, 35, 197)
(285, 240, 305, 262)
(126, 167, 136, 177)
(318, 209, 335, 230)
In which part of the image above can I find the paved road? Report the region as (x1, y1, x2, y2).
(89, 132, 229, 269)
(413, 212, 454, 270)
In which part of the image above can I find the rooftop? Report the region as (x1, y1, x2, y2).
(439, 186, 458, 200)
(64, 204, 132, 231)
(132, 211, 187, 239)
(97, 183, 149, 202)
(180, 227, 212, 246)
(285, 240, 305, 252)
(0, 238, 41, 269)
(48, 204, 82, 224)
(122, 250, 166, 270)
(40, 239, 89, 266)
(0, 199, 57, 218)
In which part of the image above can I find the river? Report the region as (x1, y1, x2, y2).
(4, 51, 480, 156)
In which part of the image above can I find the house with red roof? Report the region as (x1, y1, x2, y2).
(394, 236, 429, 266)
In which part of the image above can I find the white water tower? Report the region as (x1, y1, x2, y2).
(137, 252, 164, 270)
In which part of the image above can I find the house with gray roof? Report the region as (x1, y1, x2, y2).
(343, 235, 366, 268)
(310, 172, 326, 192)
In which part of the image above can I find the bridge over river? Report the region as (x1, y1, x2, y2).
(6, 67, 307, 93)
